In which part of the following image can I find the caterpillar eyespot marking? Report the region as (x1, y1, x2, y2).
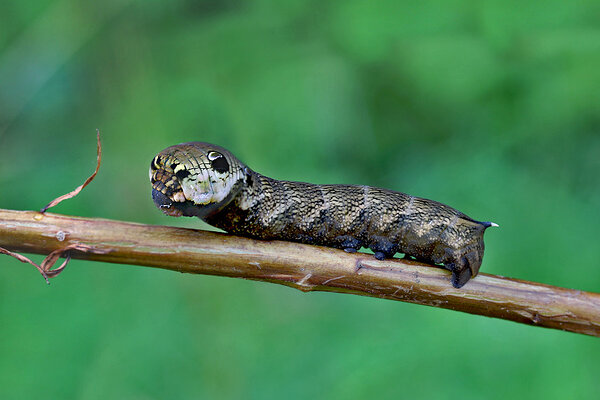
(207, 151, 229, 174)
(149, 142, 497, 288)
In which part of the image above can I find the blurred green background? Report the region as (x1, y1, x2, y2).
(1, 0, 599, 398)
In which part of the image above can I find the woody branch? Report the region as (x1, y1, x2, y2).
(1, 208, 599, 337)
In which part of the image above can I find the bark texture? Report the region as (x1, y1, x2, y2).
(1, 208, 599, 337)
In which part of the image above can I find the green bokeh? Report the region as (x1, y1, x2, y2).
(1, 1, 599, 399)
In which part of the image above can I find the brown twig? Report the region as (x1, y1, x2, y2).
(0, 130, 104, 282)
(0, 246, 50, 283)
(40, 129, 101, 213)
(1, 208, 599, 337)
(0, 242, 107, 283)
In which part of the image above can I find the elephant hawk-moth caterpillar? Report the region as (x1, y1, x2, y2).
(150, 142, 497, 288)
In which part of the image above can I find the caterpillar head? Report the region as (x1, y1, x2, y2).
(149, 142, 247, 218)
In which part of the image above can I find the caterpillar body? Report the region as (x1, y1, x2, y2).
(150, 142, 497, 288)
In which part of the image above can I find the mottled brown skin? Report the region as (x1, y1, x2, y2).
(150, 142, 496, 288)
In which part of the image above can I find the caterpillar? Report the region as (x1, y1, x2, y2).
(149, 142, 497, 288)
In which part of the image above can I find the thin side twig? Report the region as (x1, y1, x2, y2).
(40, 129, 101, 213)
(0, 246, 50, 283)
(0, 130, 104, 283)
(1, 208, 599, 338)
(0, 240, 108, 283)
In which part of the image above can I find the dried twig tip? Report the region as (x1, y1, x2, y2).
(40, 129, 102, 213)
